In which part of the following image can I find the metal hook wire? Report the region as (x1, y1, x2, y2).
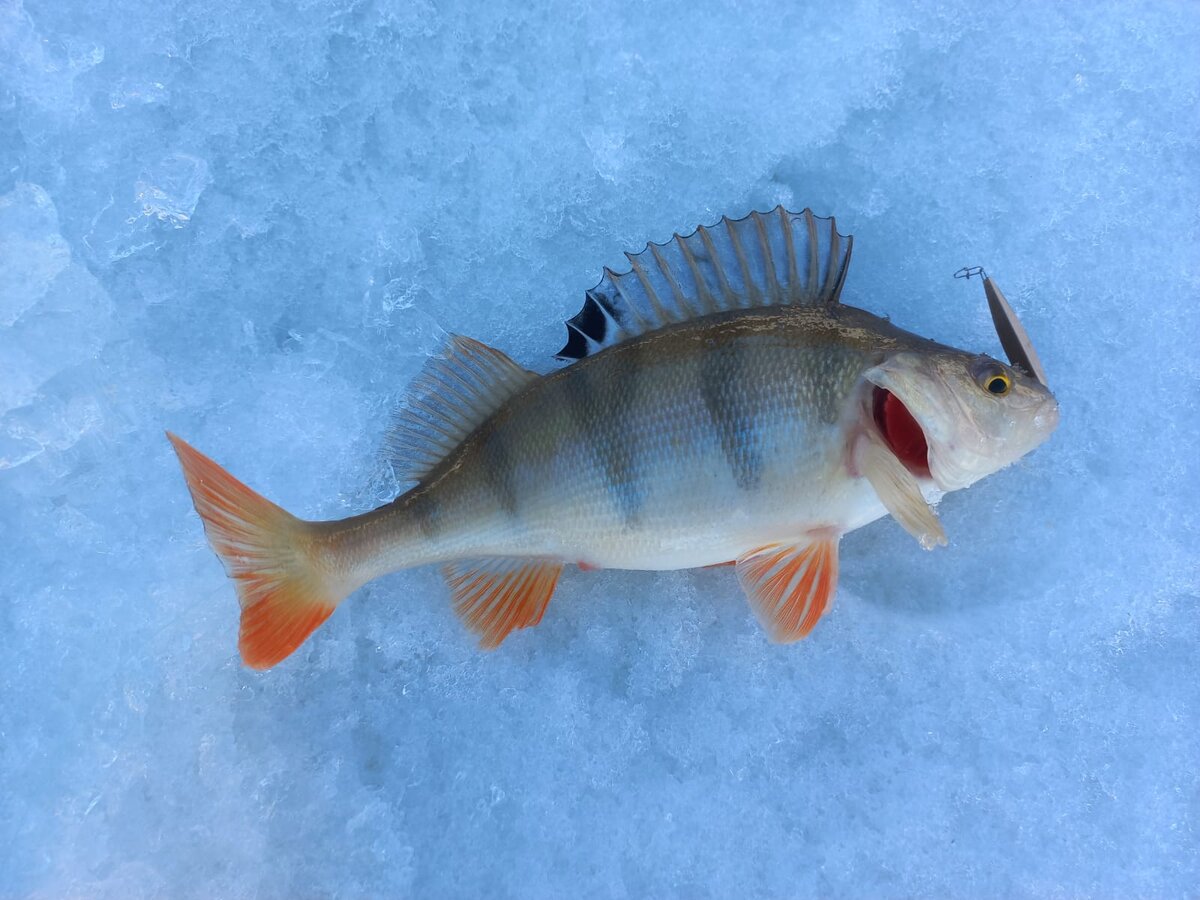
(953, 265, 988, 281)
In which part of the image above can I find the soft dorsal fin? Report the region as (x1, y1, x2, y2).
(384, 335, 538, 483)
(556, 206, 854, 361)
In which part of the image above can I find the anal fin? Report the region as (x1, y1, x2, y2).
(443, 558, 564, 649)
(736, 539, 839, 642)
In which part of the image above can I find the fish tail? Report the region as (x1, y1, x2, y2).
(168, 432, 354, 669)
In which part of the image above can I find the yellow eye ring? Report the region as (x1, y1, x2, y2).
(985, 372, 1012, 395)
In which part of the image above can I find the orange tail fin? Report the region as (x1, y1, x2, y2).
(167, 432, 344, 669)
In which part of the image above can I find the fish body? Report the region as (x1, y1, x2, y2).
(169, 208, 1059, 668)
(355, 305, 932, 573)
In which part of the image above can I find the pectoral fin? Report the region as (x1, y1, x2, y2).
(855, 433, 947, 550)
(736, 539, 839, 642)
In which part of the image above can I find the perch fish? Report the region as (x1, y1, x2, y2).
(169, 207, 1059, 668)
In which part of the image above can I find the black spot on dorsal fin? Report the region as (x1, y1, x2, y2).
(557, 291, 622, 360)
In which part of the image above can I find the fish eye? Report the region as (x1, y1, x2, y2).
(984, 372, 1011, 395)
(972, 359, 1013, 396)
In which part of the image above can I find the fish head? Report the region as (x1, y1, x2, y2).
(864, 350, 1059, 492)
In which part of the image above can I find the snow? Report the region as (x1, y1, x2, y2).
(1, 0, 1197, 895)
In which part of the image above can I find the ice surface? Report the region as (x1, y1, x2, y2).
(1, 0, 1197, 895)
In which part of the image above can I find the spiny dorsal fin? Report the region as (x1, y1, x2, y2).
(556, 206, 854, 361)
(384, 335, 537, 483)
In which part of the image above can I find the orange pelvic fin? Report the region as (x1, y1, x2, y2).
(443, 558, 564, 649)
(735, 539, 840, 642)
(167, 432, 344, 670)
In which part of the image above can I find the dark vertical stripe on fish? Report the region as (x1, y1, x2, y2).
(701, 341, 764, 491)
(478, 423, 521, 516)
(562, 356, 646, 526)
(407, 487, 443, 539)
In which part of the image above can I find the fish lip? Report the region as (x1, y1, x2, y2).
(1037, 393, 1062, 434)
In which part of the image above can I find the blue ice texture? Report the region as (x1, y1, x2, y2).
(1, 0, 1197, 895)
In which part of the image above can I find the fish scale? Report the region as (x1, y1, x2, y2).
(168, 207, 1058, 669)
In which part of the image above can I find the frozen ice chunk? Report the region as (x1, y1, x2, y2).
(84, 154, 211, 263)
(135, 153, 211, 226)
(0, 182, 69, 325)
(108, 79, 168, 110)
(0, 2, 103, 115)
(0, 183, 112, 419)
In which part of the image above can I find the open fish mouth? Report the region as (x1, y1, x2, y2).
(872, 386, 931, 479)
